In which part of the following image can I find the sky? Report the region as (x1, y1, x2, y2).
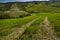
(0, 0, 49, 3)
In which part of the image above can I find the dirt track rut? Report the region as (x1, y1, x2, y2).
(37, 17, 60, 40)
(1, 18, 38, 40)
(1, 17, 60, 40)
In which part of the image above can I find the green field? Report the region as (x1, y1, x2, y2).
(0, 14, 39, 39)
(19, 13, 60, 40)
(0, 13, 60, 39)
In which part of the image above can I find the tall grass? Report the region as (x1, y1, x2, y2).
(20, 13, 60, 40)
(38, 13, 60, 37)
(0, 14, 39, 39)
(47, 13, 60, 37)
(20, 15, 45, 40)
(37, 13, 60, 37)
(0, 13, 60, 39)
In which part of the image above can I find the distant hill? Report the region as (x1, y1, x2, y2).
(0, 1, 50, 11)
(0, 1, 60, 11)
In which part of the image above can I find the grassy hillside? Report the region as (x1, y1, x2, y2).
(48, 13, 60, 37)
(0, 1, 60, 40)
(0, 14, 39, 39)
(0, 2, 60, 19)
(0, 13, 60, 40)
(20, 13, 60, 40)
(0, 1, 60, 11)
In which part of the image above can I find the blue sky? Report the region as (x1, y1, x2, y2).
(0, 0, 49, 3)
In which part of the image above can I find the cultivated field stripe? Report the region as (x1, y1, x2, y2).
(1, 18, 39, 40)
(37, 17, 60, 40)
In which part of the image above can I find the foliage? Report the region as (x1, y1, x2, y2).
(25, 2, 60, 13)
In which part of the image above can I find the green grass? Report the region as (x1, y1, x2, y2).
(47, 13, 60, 37)
(0, 14, 39, 39)
(0, 13, 60, 39)
(37, 13, 60, 37)
(38, 13, 60, 37)
(20, 13, 60, 40)
(20, 14, 45, 40)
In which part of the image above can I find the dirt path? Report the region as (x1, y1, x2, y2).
(37, 17, 60, 40)
(1, 18, 39, 40)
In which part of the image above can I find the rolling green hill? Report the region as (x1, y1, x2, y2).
(0, 1, 60, 40)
